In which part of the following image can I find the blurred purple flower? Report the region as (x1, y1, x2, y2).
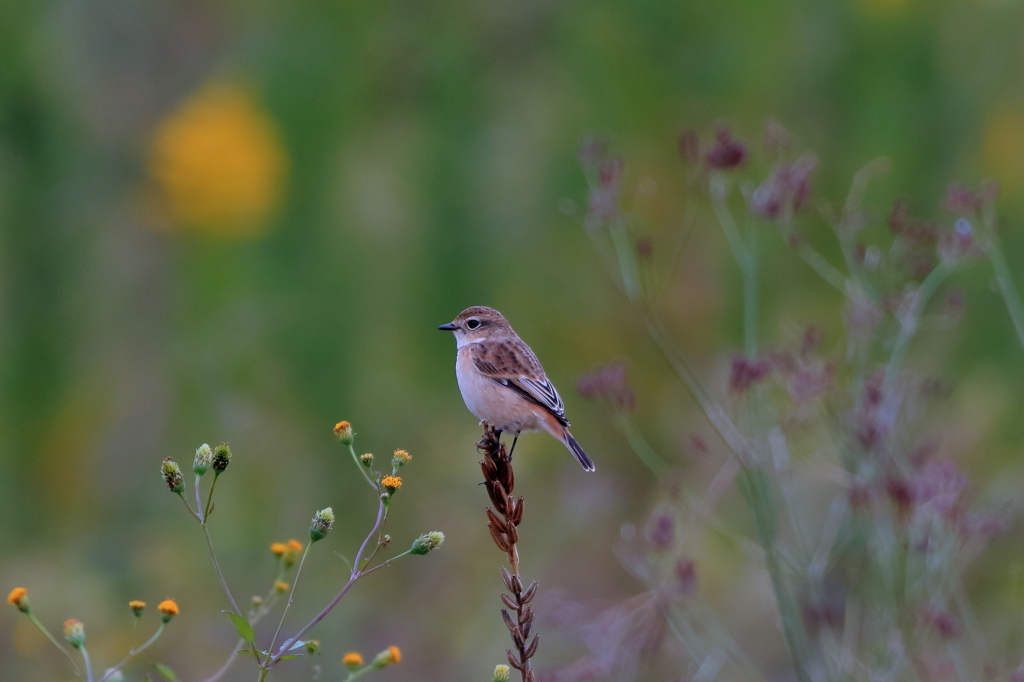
(577, 361, 636, 412)
(911, 459, 968, 520)
(729, 356, 770, 393)
(644, 511, 674, 549)
(747, 154, 817, 221)
(705, 126, 747, 170)
(942, 183, 980, 215)
(674, 559, 697, 596)
(937, 218, 978, 263)
(920, 607, 961, 640)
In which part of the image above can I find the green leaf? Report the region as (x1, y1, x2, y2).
(278, 654, 302, 661)
(154, 664, 178, 681)
(223, 611, 255, 645)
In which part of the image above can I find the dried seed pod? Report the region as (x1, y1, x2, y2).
(521, 581, 538, 603)
(507, 650, 523, 670)
(500, 592, 519, 611)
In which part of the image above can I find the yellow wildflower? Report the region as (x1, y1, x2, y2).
(343, 651, 364, 668)
(7, 587, 28, 613)
(129, 600, 146, 617)
(372, 645, 401, 668)
(158, 599, 179, 623)
(270, 542, 288, 557)
(274, 581, 289, 594)
(287, 539, 303, 553)
(381, 475, 402, 493)
(148, 81, 287, 236)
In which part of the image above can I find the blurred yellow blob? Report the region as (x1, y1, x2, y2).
(148, 82, 287, 237)
(981, 104, 1024, 195)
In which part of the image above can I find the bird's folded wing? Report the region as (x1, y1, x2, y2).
(470, 340, 569, 426)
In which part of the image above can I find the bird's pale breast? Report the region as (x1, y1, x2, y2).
(455, 345, 545, 434)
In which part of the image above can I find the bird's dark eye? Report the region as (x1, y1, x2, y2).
(466, 318, 481, 330)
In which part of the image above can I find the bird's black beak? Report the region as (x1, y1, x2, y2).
(437, 322, 456, 331)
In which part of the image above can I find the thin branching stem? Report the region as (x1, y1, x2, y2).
(266, 544, 311, 662)
(202, 523, 241, 616)
(98, 623, 165, 682)
(27, 612, 84, 677)
(267, 498, 388, 667)
(347, 443, 379, 492)
(79, 645, 94, 682)
(985, 238, 1024, 350)
(194, 474, 204, 522)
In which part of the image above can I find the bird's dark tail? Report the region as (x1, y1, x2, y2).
(563, 431, 595, 472)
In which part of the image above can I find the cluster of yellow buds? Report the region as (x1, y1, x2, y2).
(269, 539, 304, 568)
(492, 664, 511, 681)
(129, 600, 146, 617)
(381, 475, 402, 494)
(359, 453, 374, 467)
(391, 449, 412, 469)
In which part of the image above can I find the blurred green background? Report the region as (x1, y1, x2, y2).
(3, 0, 1024, 680)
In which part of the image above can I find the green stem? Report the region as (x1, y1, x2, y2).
(347, 443, 379, 492)
(80, 645, 94, 682)
(610, 224, 641, 302)
(177, 493, 201, 522)
(27, 612, 84, 677)
(198, 640, 243, 682)
(884, 263, 952, 390)
(344, 664, 376, 681)
(267, 499, 388, 667)
(266, 544, 312, 663)
(986, 238, 1024, 350)
(98, 623, 165, 682)
(736, 466, 810, 682)
(709, 174, 746, 267)
(204, 474, 221, 519)
(194, 474, 204, 521)
(795, 242, 846, 291)
(614, 414, 669, 476)
(203, 523, 241, 615)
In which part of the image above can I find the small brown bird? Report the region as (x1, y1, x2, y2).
(438, 306, 595, 471)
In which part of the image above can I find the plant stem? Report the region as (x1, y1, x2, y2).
(985, 238, 1024, 350)
(884, 263, 952, 390)
(794, 242, 846, 290)
(267, 498, 388, 667)
(195, 474, 204, 522)
(98, 623, 165, 682)
(27, 612, 84, 677)
(80, 645, 94, 682)
(198, 640, 243, 682)
(266, 544, 311, 660)
(347, 443, 379, 492)
(203, 523, 241, 615)
(614, 414, 669, 476)
(204, 474, 221, 519)
(178, 493, 201, 522)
